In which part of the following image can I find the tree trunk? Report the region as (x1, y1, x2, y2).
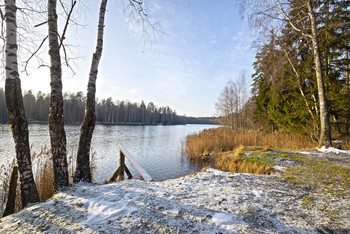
(307, 0, 332, 147)
(48, 0, 69, 189)
(346, 48, 349, 92)
(74, 0, 108, 183)
(3, 166, 18, 216)
(4, 0, 39, 207)
(346, 48, 349, 135)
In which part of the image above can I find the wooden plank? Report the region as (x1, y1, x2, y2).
(118, 144, 152, 181)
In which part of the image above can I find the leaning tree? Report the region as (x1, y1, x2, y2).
(74, 0, 162, 183)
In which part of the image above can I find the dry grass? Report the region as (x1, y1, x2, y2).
(1, 144, 94, 216)
(212, 145, 272, 175)
(186, 127, 315, 158)
(31, 145, 55, 201)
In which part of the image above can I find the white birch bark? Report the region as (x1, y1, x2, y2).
(4, 0, 39, 208)
(75, 0, 108, 182)
(307, 0, 332, 146)
(48, 0, 69, 189)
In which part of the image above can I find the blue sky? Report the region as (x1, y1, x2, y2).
(4, 0, 256, 117)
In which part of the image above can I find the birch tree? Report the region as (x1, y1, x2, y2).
(306, 0, 331, 147)
(241, 0, 332, 146)
(47, 0, 69, 189)
(4, 0, 39, 207)
(74, 0, 161, 183)
(215, 71, 249, 130)
(74, 0, 108, 183)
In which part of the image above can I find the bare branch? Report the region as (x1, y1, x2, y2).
(59, 0, 77, 49)
(59, 0, 69, 16)
(38, 64, 50, 69)
(274, 0, 301, 32)
(34, 20, 48, 27)
(23, 36, 48, 75)
(0, 8, 4, 20)
(126, 0, 163, 46)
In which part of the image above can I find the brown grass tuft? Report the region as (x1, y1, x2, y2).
(32, 145, 55, 201)
(32, 145, 78, 201)
(212, 146, 272, 175)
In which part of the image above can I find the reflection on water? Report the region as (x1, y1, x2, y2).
(0, 124, 216, 183)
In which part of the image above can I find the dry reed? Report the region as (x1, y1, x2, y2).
(32, 144, 79, 201)
(186, 127, 315, 158)
(31, 145, 55, 201)
(1, 144, 82, 216)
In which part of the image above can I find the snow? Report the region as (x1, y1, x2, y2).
(0, 169, 349, 233)
(251, 190, 264, 198)
(212, 212, 235, 226)
(316, 146, 350, 155)
(272, 165, 287, 172)
(298, 151, 323, 156)
(298, 146, 350, 157)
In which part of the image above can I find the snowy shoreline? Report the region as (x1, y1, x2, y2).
(0, 168, 349, 233)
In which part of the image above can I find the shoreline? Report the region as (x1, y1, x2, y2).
(0, 168, 349, 233)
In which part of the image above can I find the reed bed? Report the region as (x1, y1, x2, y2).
(186, 127, 315, 158)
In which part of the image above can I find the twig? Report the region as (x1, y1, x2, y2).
(23, 36, 48, 75)
(59, 0, 69, 16)
(34, 21, 48, 28)
(59, 0, 77, 49)
(0, 8, 4, 20)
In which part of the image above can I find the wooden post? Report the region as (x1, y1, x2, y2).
(3, 166, 18, 217)
(108, 144, 152, 183)
(118, 150, 125, 181)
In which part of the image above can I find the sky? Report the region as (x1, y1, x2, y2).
(1, 0, 256, 117)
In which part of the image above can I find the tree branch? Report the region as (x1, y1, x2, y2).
(127, 0, 163, 45)
(34, 21, 48, 28)
(59, 0, 77, 49)
(23, 36, 48, 75)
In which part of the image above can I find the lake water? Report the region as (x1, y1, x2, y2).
(0, 124, 215, 183)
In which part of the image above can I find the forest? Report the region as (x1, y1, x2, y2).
(252, 0, 349, 141)
(216, 0, 349, 145)
(0, 88, 214, 125)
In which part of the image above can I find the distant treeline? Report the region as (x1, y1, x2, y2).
(0, 88, 216, 125)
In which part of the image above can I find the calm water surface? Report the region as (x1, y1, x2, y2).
(0, 124, 216, 183)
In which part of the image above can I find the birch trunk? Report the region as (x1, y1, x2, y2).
(74, 0, 108, 183)
(307, 0, 332, 147)
(48, 0, 69, 189)
(4, 0, 39, 207)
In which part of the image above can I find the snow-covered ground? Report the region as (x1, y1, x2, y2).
(0, 168, 349, 233)
(316, 146, 350, 155)
(298, 147, 350, 156)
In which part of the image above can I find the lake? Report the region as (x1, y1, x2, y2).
(0, 124, 216, 183)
